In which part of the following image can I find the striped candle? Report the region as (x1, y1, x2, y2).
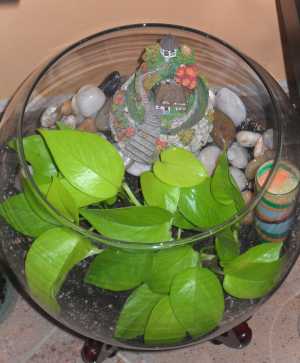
(255, 160, 300, 242)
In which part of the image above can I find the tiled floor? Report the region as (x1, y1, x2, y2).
(0, 256, 300, 363)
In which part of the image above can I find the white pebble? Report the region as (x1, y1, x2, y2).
(126, 161, 151, 176)
(254, 136, 267, 158)
(207, 89, 216, 110)
(215, 88, 246, 127)
(40, 105, 58, 128)
(61, 115, 77, 128)
(227, 142, 249, 169)
(263, 129, 273, 149)
(236, 131, 260, 148)
(74, 85, 106, 117)
(197, 145, 221, 176)
(230, 167, 247, 191)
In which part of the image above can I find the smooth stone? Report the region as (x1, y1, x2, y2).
(40, 105, 58, 128)
(60, 99, 73, 116)
(78, 117, 97, 133)
(197, 145, 221, 176)
(245, 150, 275, 180)
(227, 142, 249, 169)
(242, 190, 254, 224)
(263, 128, 274, 149)
(74, 85, 106, 117)
(211, 110, 236, 149)
(242, 190, 253, 205)
(126, 161, 151, 176)
(254, 135, 267, 158)
(208, 89, 216, 109)
(95, 99, 112, 131)
(215, 87, 246, 127)
(71, 94, 80, 115)
(236, 130, 260, 148)
(61, 115, 77, 128)
(230, 167, 247, 191)
(99, 71, 122, 97)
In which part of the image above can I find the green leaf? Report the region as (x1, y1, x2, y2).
(104, 195, 117, 206)
(115, 284, 162, 340)
(59, 177, 101, 208)
(84, 248, 153, 291)
(22, 178, 60, 226)
(211, 152, 245, 211)
(80, 206, 173, 243)
(10, 135, 57, 178)
(170, 267, 224, 338)
(145, 296, 186, 345)
(140, 171, 180, 213)
(39, 129, 125, 199)
(25, 227, 99, 312)
(147, 246, 199, 293)
(46, 177, 79, 223)
(32, 174, 52, 188)
(172, 211, 198, 230)
(153, 147, 208, 187)
(178, 178, 237, 230)
(215, 227, 240, 267)
(0, 193, 55, 237)
(223, 242, 284, 299)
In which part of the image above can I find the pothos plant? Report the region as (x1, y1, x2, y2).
(0, 129, 284, 345)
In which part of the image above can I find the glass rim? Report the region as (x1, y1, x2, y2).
(16, 22, 283, 250)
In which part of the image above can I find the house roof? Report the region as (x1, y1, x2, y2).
(160, 35, 179, 51)
(156, 82, 187, 107)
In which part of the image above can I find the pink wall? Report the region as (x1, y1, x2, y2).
(0, 0, 284, 98)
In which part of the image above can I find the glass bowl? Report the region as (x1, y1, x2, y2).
(0, 23, 299, 350)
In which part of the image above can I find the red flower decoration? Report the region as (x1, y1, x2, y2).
(114, 91, 125, 105)
(175, 64, 198, 90)
(155, 138, 168, 150)
(117, 127, 135, 141)
(125, 127, 135, 137)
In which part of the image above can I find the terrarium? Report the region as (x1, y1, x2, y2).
(0, 24, 300, 356)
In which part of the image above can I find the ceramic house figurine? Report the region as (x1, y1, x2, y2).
(159, 35, 179, 61)
(109, 35, 214, 166)
(155, 80, 187, 113)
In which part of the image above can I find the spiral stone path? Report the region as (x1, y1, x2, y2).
(124, 72, 162, 163)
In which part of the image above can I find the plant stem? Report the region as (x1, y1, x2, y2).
(177, 228, 182, 239)
(122, 182, 142, 207)
(209, 266, 224, 276)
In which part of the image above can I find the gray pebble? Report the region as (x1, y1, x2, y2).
(253, 135, 267, 158)
(236, 130, 260, 148)
(263, 129, 274, 149)
(230, 167, 247, 191)
(95, 99, 112, 131)
(215, 88, 246, 127)
(74, 85, 106, 117)
(126, 161, 151, 176)
(40, 105, 58, 128)
(227, 142, 249, 169)
(197, 145, 221, 176)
